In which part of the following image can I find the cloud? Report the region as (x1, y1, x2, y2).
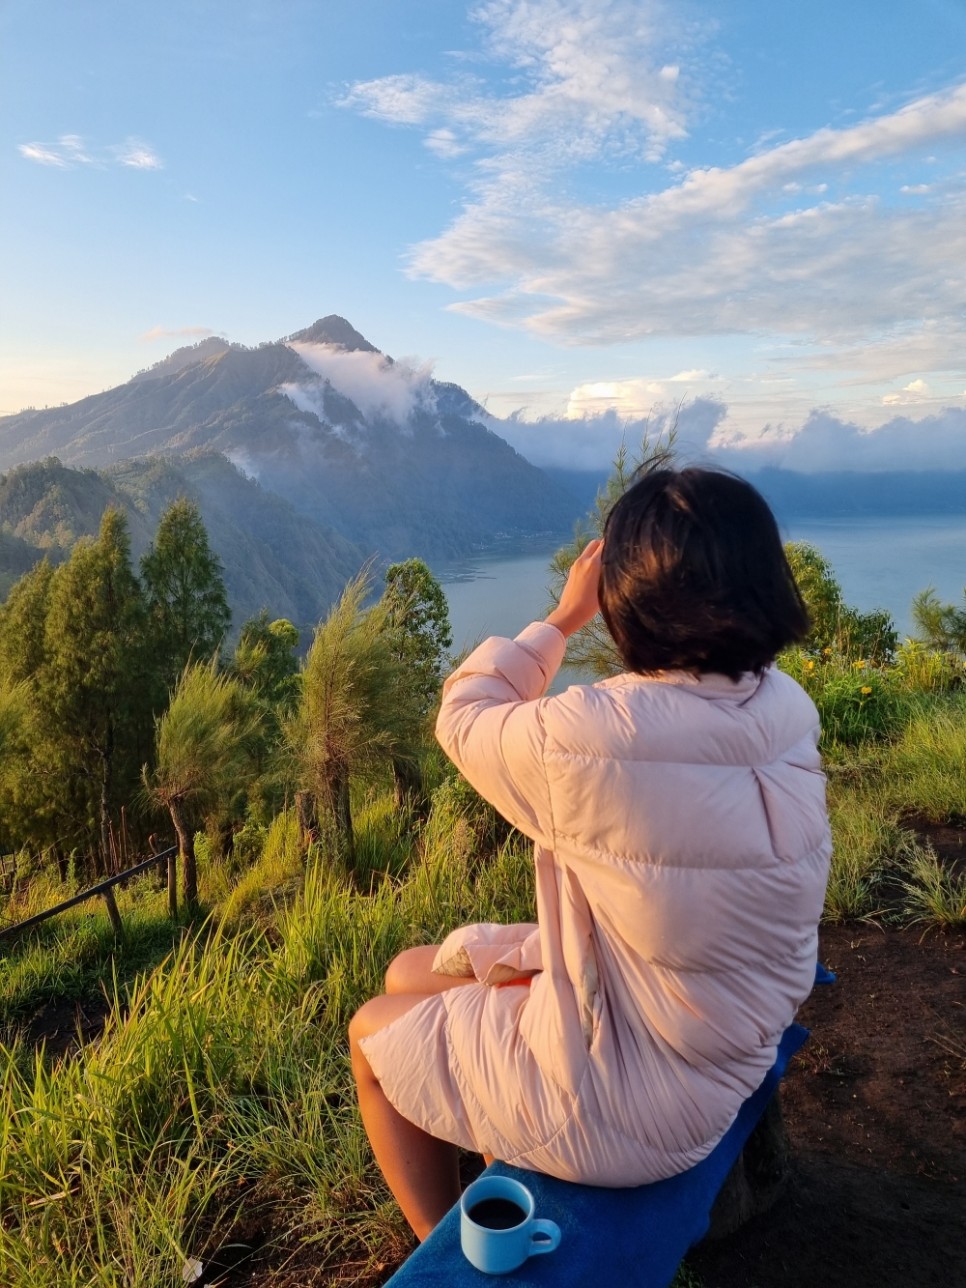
(492, 394, 966, 475)
(286, 343, 438, 425)
(140, 325, 217, 342)
(18, 135, 92, 167)
(342, 6, 966, 392)
(342, 0, 699, 184)
(17, 133, 164, 170)
(111, 138, 163, 169)
(412, 82, 966, 349)
(493, 396, 726, 470)
(882, 379, 931, 406)
(726, 405, 966, 474)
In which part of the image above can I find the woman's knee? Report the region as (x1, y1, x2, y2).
(385, 945, 439, 994)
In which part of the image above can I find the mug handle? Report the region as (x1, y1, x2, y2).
(529, 1218, 561, 1256)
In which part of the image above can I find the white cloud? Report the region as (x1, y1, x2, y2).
(342, 0, 698, 188)
(18, 135, 92, 167)
(495, 396, 726, 470)
(286, 343, 438, 425)
(411, 81, 966, 349)
(882, 378, 931, 405)
(726, 405, 966, 473)
(491, 394, 966, 475)
(17, 133, 163, 170)
(111, 139, 163, 169)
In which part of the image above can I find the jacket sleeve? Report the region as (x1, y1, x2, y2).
(435, 622, 564, 848)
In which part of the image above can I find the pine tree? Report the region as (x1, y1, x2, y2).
(39, 508, 147, 871)
(145, 660, 258, 908)
(289, 573, 423, 868)
(381, 558, 452, 716)
(141, 498, 231, 693)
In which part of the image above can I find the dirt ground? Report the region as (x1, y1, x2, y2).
(687, 816, 965, 1288)
(687, 920, 964, 1288)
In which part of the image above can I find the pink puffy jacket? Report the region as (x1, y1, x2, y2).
(360, 622, 831, 1185)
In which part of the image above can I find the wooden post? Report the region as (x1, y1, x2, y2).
(101, 887, 125, 942)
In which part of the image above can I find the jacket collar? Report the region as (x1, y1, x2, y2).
(595, 668, 764, 702)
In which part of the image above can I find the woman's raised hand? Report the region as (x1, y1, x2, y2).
(545, 538, 604, 639)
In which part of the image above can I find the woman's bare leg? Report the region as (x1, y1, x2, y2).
(349, 992, 462, 1241)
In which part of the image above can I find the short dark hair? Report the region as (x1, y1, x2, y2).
(599, 467, 809, 679)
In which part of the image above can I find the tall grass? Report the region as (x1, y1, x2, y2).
(0, 789, 536, 1287)
(878, 694, 966, 821)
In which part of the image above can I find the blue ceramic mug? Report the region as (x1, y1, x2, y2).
(460, 1175, 561, 1275)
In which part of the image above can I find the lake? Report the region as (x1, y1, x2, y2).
(436, 515, 966, 655)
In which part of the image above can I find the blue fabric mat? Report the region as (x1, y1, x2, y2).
(386, 1021, 809, 1287)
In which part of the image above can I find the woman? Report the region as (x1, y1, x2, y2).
(349, 467, 831, 1241)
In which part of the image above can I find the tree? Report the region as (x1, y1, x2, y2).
(911, 586, 966, 655)
(144, 660, 258, 908)
(289, 573, 424, 868)
(0, 557, 54, 687)
(141, 498, 231, 693)
(381, 559, 452, 715)
(380, 559, 452, 805)
(39, 509, 148, 871)
(784, 543, 897, 662)
(229, 613, 300, 710)
(227, 613, 301, 822)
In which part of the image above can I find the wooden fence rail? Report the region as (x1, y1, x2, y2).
(0, 846, 178, 946)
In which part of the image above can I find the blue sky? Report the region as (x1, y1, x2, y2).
(3, 0, 966, 471)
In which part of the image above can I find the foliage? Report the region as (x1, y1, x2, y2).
(778, 649, 908, 749)
(892, 639, 965, 693)
(34, 509, 149, 868)
(144, 660, 260, 905)
(381, 558, 453, 715)
(877, 695, 966, 822)
(288, 572, 425, 867)
(141, 497, 231, 695)
(783, 542, 897, 663)
(229, 613, 300, 710)
(899, 844, 966, 929)
(911, 585, 966, 655)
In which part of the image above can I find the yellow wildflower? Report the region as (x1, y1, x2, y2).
(805, 659, 816, 671)
(854, 659, 867, 670)
(860, 685, 872, 695)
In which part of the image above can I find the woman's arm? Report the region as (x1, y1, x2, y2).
(434, 540, 604, 844)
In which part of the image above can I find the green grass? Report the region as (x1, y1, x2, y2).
(899, 844, 966, 929)
(0, 787, 536, 1287)
(0, 878, 187, 1038)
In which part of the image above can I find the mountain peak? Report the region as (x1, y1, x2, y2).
(287, 316, 379, 353)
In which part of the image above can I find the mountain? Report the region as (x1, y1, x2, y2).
(0, 455, 365, 635)
(0, 316, 581, 563)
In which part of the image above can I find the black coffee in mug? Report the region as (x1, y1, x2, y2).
(467, 1197, 527, 1230)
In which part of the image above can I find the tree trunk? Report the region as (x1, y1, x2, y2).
(169, 798, 198, 907)
(295, 790, 319, 850)
(328, 763, 355, 870)
(703, 1092, 791, 1241)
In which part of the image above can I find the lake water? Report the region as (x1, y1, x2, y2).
(436, 515, 966, 655)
